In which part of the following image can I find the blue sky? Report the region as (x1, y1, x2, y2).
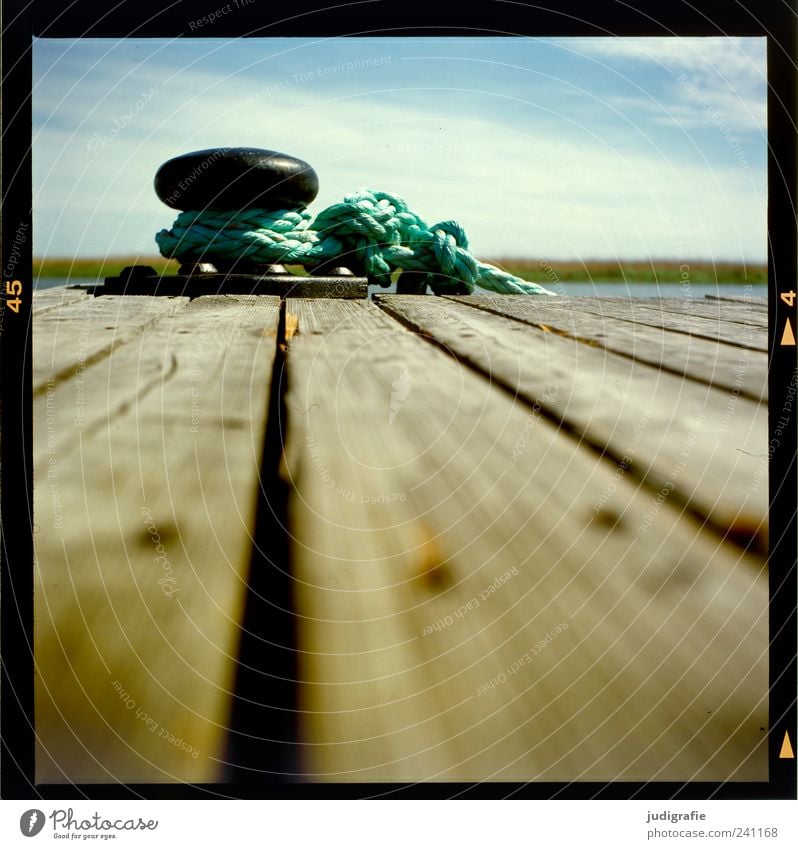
(32, 36, 767, 263)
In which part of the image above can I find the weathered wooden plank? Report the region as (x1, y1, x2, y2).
(448, 295, 768, 401)
(33, 295, 189, 392)
(379, 296, 767, 549)
(32, 285, 90, 315)
(644, 297, 767, 327)
(522, 297, 767, 351)
(283, 298, 767, 782)
(706, 294, 768, 310)
(34, 294, 279, 783)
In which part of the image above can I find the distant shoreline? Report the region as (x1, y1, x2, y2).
(33, 256, 768, 285)
(492, 259, 767, 285)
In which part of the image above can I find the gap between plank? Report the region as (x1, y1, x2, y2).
(445, 296, 765, 403)
(375, 297, 765, 558)
(223, 298, 301, 785)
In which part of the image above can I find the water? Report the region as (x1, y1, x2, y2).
(34, 277, 768, 299)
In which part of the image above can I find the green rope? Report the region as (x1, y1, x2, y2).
(155, 189, 555, 295)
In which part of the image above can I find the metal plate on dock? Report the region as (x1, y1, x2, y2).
(96, 272, 369, 299)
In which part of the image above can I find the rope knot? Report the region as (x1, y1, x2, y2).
(428, 220, 478, 287)
(310, 189, 407, 283)
(155, 189, 555, 295)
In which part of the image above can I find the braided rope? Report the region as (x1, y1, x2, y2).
(155, 189, 555, 295)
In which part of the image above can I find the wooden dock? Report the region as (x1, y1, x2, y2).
(32, 286, 768, 784)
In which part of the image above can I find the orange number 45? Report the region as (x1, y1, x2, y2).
(4, 280, 22, 313)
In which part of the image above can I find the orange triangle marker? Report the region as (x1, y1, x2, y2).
(782, 319, 796, 346)
(779, 731, 795, 759)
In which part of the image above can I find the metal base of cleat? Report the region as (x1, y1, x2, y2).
(93, 265, 369, 299)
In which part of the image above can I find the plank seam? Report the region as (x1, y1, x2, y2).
(223, 297, 300, 782)
(464, 297, 768, 349)
(535, 304, 766, 352)
(32, 297, 89, 318)
(444, 297, 766, 403)
(375, 297, 766, 557)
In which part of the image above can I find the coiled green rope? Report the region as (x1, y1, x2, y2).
(155, 189, 555, 295)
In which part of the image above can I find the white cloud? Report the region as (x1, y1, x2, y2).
(562, 36, 765, 81)
(564, 37, 766, 134)
(32, 38, 767, 264)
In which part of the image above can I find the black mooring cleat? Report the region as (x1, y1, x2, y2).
(96, 148, 371, 297)
(154, 147, 319, 212)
